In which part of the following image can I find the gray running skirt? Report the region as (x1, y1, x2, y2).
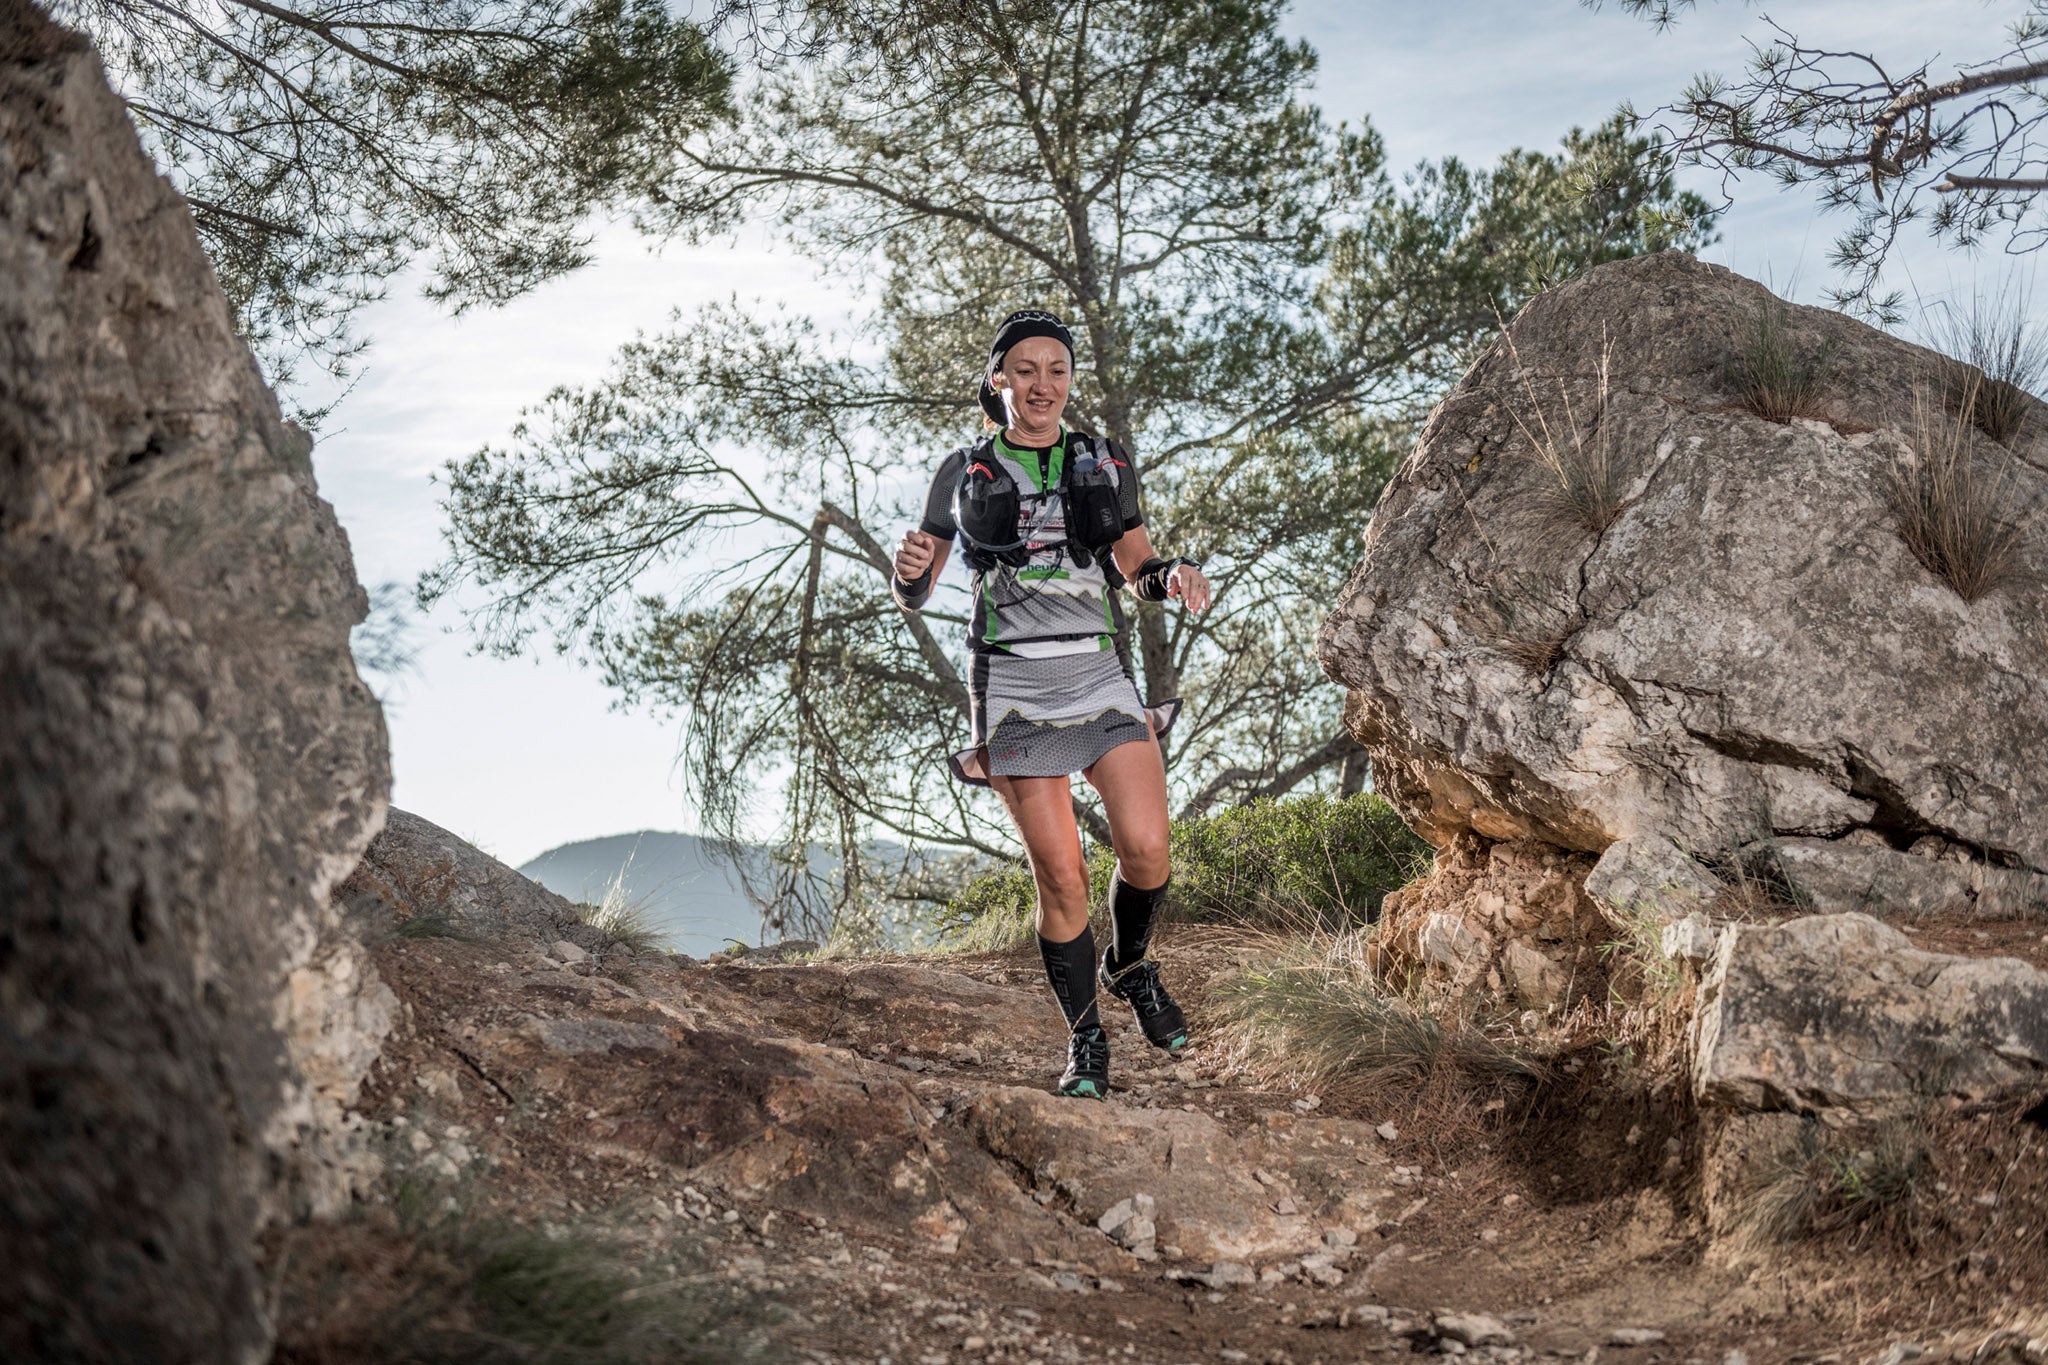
(947, 648, 1182, 787)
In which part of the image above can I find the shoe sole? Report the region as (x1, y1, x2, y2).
(1057, 1079, 1107, 1099)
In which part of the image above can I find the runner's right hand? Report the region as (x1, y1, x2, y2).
(894, 529, 936, 580)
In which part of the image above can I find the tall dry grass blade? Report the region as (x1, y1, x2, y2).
(1883, 383, 2039, 602)
(1923, 284, 2048, 444)
(1498, 320, 1631, 533)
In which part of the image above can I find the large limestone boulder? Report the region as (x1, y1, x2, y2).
(0, 9, 388, 1361)
(1318, 252, 2048, 913)
(1694, 914, 2048, 1114)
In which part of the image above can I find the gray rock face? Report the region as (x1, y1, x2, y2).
(339, 806, 595, 949)
(0, 11, 388, 1362)
(1694, 914, 2048, 1113)
(1318, 251, 2048, 879)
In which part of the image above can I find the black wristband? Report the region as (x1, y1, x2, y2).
(1132, 556, 1195, 602)
(891, 567, 933, 611)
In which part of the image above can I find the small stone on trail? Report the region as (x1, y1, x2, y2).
(1206, 1261, 1256, 1288)
(1432, 1311, 1516, 1347)
(549, 939, 590, 964)
(1323, 1227, 1358, 1248)
(1272, 1196, 1298, 1215)
(1376, 1121, 1399, 1141)
(1605, 1326, 1667, 1346)
(1050, 1271, 1090, 1293)
(1871, 1347, 1924, 1365)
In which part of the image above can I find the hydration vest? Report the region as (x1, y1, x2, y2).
(955, 432, 1125, 572)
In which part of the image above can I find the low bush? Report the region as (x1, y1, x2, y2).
(1169, 793, 1430, 931)
(935, 793, 1430, 951)
(1727, 296, 1834, 423)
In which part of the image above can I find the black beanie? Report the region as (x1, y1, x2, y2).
(978, 309, 1074, 424)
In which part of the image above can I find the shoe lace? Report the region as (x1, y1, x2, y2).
(1068, 1024, 1109, 1072)
(1118, 960, 1171, 1017)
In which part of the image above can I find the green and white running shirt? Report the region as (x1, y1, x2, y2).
(919, 428, 1145, 658)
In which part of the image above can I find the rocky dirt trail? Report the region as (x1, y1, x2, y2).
(349, 929, 1785, 1363)
(311, 812, 2047, 1365)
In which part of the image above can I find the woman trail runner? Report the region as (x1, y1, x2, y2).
(889, 310, 1213, 1098)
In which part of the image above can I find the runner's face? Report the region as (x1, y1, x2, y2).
(998, 337, 1071, 432)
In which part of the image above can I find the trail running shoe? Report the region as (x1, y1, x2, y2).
(1100, 956, 1189, 1053)
(1057, 1023, 1111, 1099)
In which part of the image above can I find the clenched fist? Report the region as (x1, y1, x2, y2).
(895, 529, 937, 581)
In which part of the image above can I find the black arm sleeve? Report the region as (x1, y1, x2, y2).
(919, 447, 966, 540)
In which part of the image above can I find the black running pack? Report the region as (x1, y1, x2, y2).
(955, 433, 1126, 572)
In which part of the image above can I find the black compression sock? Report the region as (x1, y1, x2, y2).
(1037, 926, 1101, 1033)
(1105, 872, 1169, 975)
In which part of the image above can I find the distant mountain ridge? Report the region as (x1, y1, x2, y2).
(518, 830, 772, 959)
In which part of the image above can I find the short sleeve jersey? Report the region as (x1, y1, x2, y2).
(920, 428, 1144, 657)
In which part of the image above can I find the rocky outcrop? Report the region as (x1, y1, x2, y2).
(1693, 914, 2048, 1114)
(340, 806, 607, 952)
(1318, 252, 2048, 915)
(0, 8, 388, 1361)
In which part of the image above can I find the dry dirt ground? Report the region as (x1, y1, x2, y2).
(280, 926, 2048, 1365)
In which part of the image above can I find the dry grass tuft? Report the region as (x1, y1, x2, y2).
(1727, 296, 1835, 423)
(1882, 386, 2039, 603)
(1208, 937, 1543, 1104)
(575, 864, 672, 956)
(1729, 1114, 1930, 1254)
(1500, 322, 1633, 533)
(273, 1196, 774, 1364)
(1924, 286, 2048, 445)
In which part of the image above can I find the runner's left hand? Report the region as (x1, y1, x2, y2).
(1167, 563, 1211, 614)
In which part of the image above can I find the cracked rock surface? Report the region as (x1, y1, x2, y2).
(1, 9, 388, 1361)
(1318, 251, 2048, 881)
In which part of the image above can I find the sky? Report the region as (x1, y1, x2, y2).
(306, 0, 2005, 867)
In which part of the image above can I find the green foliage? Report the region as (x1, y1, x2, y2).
(1169, 794, 1430, 931)
(427, 0, 1713, 938)
(1726, 297, 1834, 423)
(936, 794, 1429, 950)
(59, 0, 731, 404)
(1211, 946, 1541, 1098)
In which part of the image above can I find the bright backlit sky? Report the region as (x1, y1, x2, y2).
(307, 0, 2002, 867)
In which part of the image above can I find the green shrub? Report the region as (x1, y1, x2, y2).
(1169, 793, 1430, 931)
(936, 793, 1430, 949)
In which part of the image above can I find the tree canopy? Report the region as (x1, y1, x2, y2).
(1598, 0, 2048, 318)
(425, 0, 1716, 937)
(56, 0, 733, 403)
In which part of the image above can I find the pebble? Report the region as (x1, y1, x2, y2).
(1206, 1261, 1256, 1288)
(1376, 1121, 1399, 1141)
(1606, 1327, 1667, 1346)
(1872, 1347, 1924, 1365)
(1273, 1196, 1299, 1215)
(1323, 1227, 1358, 1248)
(548, 939, 590, 965)
(1050, 1271, 1090, 1293)
(1433, 1311, 1516, 1347)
